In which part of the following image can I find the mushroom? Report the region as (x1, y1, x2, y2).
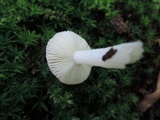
(46, 31, 144, 85)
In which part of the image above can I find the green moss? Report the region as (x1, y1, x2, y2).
(0, 0, 159, 120)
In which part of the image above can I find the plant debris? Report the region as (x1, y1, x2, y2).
(110, 14, 130, 34)
(139, 70, 160, 112)
(155, 38, 160, 47)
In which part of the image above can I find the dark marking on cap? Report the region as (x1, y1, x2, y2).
(102, 48, 117, 61)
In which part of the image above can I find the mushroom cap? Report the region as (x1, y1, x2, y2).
(46, 31, 91, 84)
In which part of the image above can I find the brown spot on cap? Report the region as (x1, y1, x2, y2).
(102, 48, 117, 61)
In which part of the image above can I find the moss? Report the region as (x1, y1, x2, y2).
(0, 0, 159, 120)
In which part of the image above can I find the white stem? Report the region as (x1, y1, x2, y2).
(73, 41, 143, 69)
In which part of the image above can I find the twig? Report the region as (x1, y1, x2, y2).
(156, 71, 160, 89)
(139, 89, 160, 112)
(139, 70, 160, 112)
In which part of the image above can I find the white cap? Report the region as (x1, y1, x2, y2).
(46, 31, 91, 85)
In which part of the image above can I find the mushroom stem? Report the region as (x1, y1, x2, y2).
(73, 41, 143, 69)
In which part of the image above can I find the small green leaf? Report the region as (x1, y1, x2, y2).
(40, 102, 48, 112)
(0, 74, 6, 79)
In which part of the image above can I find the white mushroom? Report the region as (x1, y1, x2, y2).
(46, 31, 144, 85)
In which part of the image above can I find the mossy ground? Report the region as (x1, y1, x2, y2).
(0, 0, 160, 120)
